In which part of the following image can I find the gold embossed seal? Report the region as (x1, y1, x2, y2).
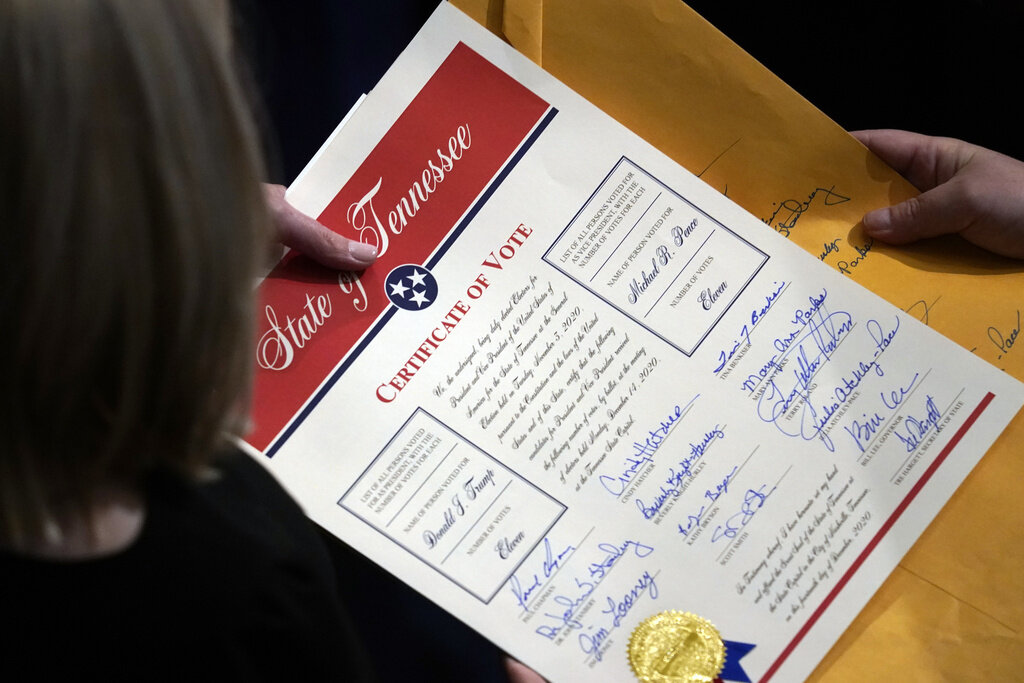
(627, 611, 725, 682)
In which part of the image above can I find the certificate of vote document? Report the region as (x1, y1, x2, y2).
(244, 4, 1024, 681)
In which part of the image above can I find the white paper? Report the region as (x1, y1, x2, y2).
(245, 4, 1024, 681)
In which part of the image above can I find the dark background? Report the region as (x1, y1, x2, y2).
(236, 0, 1024, 184)
(695, 0, 1024, 162)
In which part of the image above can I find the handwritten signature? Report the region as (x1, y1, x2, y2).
(819, 239, 841, 261)
(754, 309, 855, 448)
(714, 281, 786, 373)
(534, 578, 595, 638)
(762, 186, 851, 238)
(905, 296, 941, 325)
(836, 238, 874, 275)
(843, 372, 919, 452)
(635, 425, 725, 520)
(740, 289, 828, 394)
(533, 538, 654, 641)
(712, 484, 776, 543)
(509, 537, 576, 611)
(988, 309, 1021, 360)
(577, 570, 659, 661)
(599, 399, 693, 496)
(676, 465, 739, 538)
(894, 395, 942, 452)
(586, 538, 655, 580)
(756, 315, 899, 452)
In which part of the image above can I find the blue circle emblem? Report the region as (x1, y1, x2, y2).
(385, 264, 438, 311)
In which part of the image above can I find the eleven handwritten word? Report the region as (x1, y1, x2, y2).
(698, 281, 728, 311)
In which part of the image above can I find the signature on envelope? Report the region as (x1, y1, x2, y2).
(761, 186, 852, 238)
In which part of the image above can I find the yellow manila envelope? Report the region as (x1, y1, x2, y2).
(450, 0, 1024, 678)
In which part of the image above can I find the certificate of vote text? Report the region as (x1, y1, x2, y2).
(244, 5, 1024, 681)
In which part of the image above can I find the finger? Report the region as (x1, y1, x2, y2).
(851, 129, 969, 191)
(278, 210, 378, 271)
(862, 180, 976, 245)
(265, 184, 377, 270)
(503, 657, 547, 683)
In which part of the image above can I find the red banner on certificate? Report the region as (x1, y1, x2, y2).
(247, 43, 551, 453)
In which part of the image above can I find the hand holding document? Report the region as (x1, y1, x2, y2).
(245, 4, 1023, 681)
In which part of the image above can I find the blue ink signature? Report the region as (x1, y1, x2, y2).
(534, 577, 596, 639)
(599, 399, 694, 496)
(741, 290, 828, 394)
(587, 539, 655, 580)
(578, 570, 659, 661)
(635, 425, 725, 520)
(713, 281, 786, 373)
(676, 465, 739, 538)
(753, 308, 858, 450)
(712, 484, 776, 543)
(509, 537, 576, 611)
(755, 311, 900, 453)
(843, 372, 919, 452)
(894, 395, 942, 452)
(533, 538, 654, 641)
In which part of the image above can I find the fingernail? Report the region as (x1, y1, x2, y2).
(862, 207, 892, 234)
(349, 242, 378, 263)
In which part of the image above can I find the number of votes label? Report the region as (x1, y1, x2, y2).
(248, 4, 1024, 682)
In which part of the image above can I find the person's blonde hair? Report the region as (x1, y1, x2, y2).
(0, 0, 269, 546)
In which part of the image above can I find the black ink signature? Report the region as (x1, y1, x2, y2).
(905, 296, 942, 325)
(836, 237, 874, 275)
(988, 310, 1021, 360)
(762, 186, 851, 237)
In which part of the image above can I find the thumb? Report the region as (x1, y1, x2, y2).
(862, 181, 974, 245)
(265, 183, 377, 270)
(280, 212, 378, 271)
